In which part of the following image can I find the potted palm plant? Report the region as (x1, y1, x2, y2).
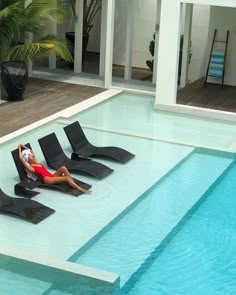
(0, 0, 72, 100)
(0, 0, 72, 64)
(64, 0, 102, 63)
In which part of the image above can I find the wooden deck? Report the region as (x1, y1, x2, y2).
(177, 78, 236, 112)
(1, 77, 236, 139)
(0, 78, 105, 138)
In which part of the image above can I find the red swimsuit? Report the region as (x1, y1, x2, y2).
(32, 164, 54, 178)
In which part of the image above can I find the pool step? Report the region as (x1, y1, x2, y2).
(74, 151, 233, 287)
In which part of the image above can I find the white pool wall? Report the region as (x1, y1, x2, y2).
(0, 244, 120, 295)
(155, 102, 236, 123)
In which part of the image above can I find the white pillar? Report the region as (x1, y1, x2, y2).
(180, 3, 193, 88)
(25, 0, 33, 76)
(152, 0, 162, 83)
(74, 0, 84, 73)
(155, 1, 182, 105)
(124, 0, 134, 80)
(104, 0, 115, 88)
(99, 0, 107, 76)
(49, 3, 57, 70)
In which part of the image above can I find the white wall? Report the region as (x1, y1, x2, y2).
(188, 4, 210, 82)
(111, 0, 127, 66)
(155, 0, 182, 104)
(182, 2, 236, 84)
(88, 0, 158, 69)
(183, 0, 236, 8)
(128, 0, 157, 68)
(207, 6, 236, 86)
(57, 0, 236, 79)
(87, 11, 102, 52)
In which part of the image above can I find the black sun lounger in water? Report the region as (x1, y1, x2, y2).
(38, 133, 113, 180)
(11, 144, 91, 198)
(0, 188, 55, 224)
(64, 121, 135, 164)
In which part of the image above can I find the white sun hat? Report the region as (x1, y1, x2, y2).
(21, 149, 32, 162)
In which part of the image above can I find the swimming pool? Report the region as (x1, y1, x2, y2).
(1, 91, 236, 294)
(70, 149, 236, 295)
(124, 162, 236, 295)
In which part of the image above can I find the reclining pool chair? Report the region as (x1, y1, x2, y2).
(0, 188, 55, 224)
(64, 121, 135, 164)
(11, 144, 91, 198)
(38, 133, 113, 180)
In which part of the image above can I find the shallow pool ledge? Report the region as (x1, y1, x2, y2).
(0, 89, 122, 145)
(0, 244, 120, 295)
(154, 102, 236, 123)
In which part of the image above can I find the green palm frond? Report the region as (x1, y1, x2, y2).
(0, 0, 71, 62)
(0, 0, 23, 17)
(58, 0, 75, 16)
(8, 36, 73, 62)
(0, 1, 24, 46)
(21, 2, 67, 36)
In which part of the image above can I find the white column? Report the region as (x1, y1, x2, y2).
(152, 0, 162, 83)
(74, 0, 84, 73)
(104, 0, 115, 88)
(124, 0, 134, 80)
(180, 3, 193, 88)
(49, 1, 57, 70)
(155, 0, 182, 105)
(25, 0, 33, 76)
(99, 0, 108, 76)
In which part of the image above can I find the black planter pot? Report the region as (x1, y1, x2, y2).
(65, 32, 89, 65)
(0, 61, 28, 101)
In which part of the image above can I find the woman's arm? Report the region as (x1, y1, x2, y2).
(18, 144, 35, 173)
(18, 144, 23, 160)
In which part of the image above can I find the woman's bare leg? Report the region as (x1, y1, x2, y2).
(54, 166, 71, 177)
(53, 166, 91, 193)
(43, 175, 91, 193)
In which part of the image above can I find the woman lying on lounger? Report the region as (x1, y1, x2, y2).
(18, 144, 91, 194)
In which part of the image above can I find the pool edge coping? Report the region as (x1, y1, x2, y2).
(0, 243, 119, 284)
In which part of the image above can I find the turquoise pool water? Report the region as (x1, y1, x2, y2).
(124, 163, 236, 295)
(70, 92, 236, 148)
(0, 122, 194, 260)
(1, 91, 236, 294)
(70, 149, 236, 294)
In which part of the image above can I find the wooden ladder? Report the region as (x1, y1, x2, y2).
(204, 29, 229, 89)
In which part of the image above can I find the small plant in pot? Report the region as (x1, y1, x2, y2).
(64, 0, 102, 64)
(146, 33, 192, 82)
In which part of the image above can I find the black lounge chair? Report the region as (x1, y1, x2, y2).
(64, 121, 135, 164)
(11, 144, 91, 198)
(0, 188, 55, 224)
(38, 133, 113, 179)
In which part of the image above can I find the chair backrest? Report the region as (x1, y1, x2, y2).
(64, 121, 89, 151)
(38, 133, 69, 167)
(11, 143, 32, 181)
